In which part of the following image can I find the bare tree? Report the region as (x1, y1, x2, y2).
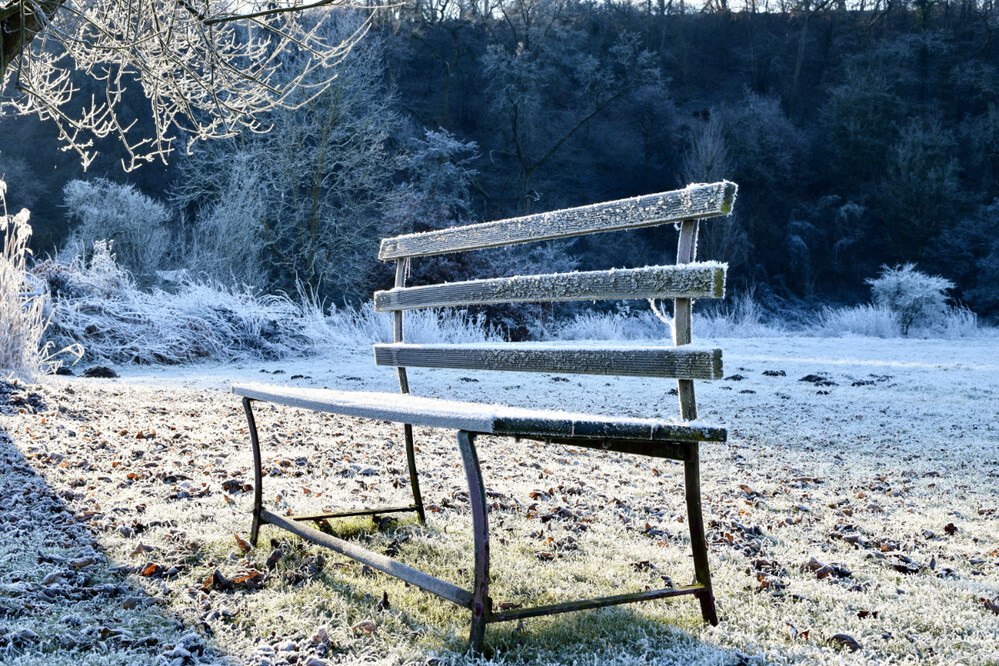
(171, 26, 399, 299)
(482, 0, 659, 211)
(0, 0, 370, 169)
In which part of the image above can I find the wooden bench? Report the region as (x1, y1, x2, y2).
(232, 180, 737, 650)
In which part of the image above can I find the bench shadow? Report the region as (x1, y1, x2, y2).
(0, 419, 223, 662)
(295, 517, 745, 665)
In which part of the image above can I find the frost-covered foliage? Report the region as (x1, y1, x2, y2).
(0, 182, 81, 379)
(549, 294, 785, 341)
(396, 128, 479, 228)
(1, 0, 367, 169)
(813, 304, 902, 338)
(33, 247, 495, 365)
(179, 154, 269, 289)
(866, 263, 955, 336)
(172, 21, 399, 300)
(63, 179, 173, 284)
(37, 245, 304, 364)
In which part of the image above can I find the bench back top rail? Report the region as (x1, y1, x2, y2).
(379, 181, 736, 260)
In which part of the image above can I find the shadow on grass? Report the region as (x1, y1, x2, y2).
(267, 516, 747, 666)
(0, 417, 223, 664)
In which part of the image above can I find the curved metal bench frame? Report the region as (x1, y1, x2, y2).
(238, 182, 735, 651)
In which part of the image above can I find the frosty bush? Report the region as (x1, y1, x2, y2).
(1, 182, 81, 379)
(813, 304, 901, 338)
(866, 264, 955, 336)
(35, 246, 496, 365)
(63, 179, 172, 284)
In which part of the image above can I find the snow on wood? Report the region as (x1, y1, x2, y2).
(372, 343, 723, 380)
(374, 263, 727, 312)
(231, 382, 724, 441)
(379, 182, 738, 260)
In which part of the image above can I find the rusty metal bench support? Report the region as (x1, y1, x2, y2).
(241, 398, 718, 652)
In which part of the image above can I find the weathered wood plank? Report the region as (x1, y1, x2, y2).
(379, 182, 738, 260)
(492, 418, 726, 443)
(234, 384, 724, 441)
(374, 263, 726, 312)
(372, 343, 723, 380)
(674, 219, 699, 420)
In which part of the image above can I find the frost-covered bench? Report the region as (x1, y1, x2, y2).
(232, 181, 737, 650)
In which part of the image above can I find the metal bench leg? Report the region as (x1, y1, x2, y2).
(457, 431, 491, 652)
(403, 424, 426, 524)
(684, 443, 718, 625)
(242, 398, 265, 548)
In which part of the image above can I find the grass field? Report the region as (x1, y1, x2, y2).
(1, 337, 997, 665)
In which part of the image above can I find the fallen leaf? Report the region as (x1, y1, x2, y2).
(131, 543, 156, 556)
(202, 569, 231, 591)
(140, 563, 163, 577)
(827, 633, 862, 651)
(350, 620, 377, 634)
(233, 533, 252, 553)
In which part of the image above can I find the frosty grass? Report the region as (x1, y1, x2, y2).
(1, 336, 997, 665)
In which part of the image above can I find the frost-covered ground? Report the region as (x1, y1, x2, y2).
(2, 336, 998, 665)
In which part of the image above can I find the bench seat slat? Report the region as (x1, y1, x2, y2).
(231, 383, 726, 443)
(373, 343, 722, 380)
(374, 263, 726, 312)
(379, 182, 737, 260)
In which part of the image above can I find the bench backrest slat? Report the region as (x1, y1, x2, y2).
(379, 182, 736, 260)
(374, 344, 723, 380)
(380, 181, 738, 422)
(374, 264, 725, 312)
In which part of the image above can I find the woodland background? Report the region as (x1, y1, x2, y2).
(3, 0, 998, 322)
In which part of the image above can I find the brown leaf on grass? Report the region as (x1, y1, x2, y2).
(232, 569, 265, 589)
(785, 621, 799, 640)
(233, 533, 252, 553)
(982, 598, 999, 615)
(265, 548, 283, 570)
(140, 562, 163, 577)
(350, 620, 377, 634)
(827, 633, 862, 651)
(535, 551, 554, 561)
(131, 543, 156, 556)
(222, 479, 252, 494)
(857, 609, 879, 619)
(42, 570, 64, 585)
(202, 569, 231, 591)
(944, 523, 958, 535)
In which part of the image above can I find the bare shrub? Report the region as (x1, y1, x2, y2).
(63, 179, 173, 284)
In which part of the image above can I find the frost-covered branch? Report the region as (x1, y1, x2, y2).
(0, 0, 371, 170)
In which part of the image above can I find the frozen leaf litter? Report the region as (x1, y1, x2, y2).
(0, 336, 997, 665)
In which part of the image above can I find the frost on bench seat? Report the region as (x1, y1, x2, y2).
(231, 382, 726, 443)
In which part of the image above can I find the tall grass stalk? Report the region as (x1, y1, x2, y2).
(1, 182, 81, 379)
